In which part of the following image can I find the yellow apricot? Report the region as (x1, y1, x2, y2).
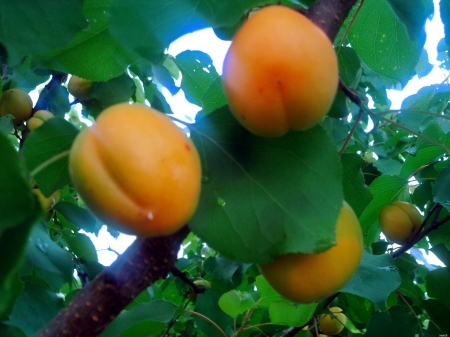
(258, 201, 363, 303)
(68, 76, 93, 101)
(222, 5, 338, 137)
(379, 201, 422, 244)
(318, 307, 347, 335)
(0, 89, 33, 126)
(27, 110, 55, 131)
(69, 103, 202, 237)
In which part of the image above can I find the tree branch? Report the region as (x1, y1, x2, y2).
(307, 0, 358, 42)
(36, 226, 190, 337)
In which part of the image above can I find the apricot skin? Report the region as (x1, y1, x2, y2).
(379, 201, 422, 244)
(222, 5, 338, 137)
(258, 201, 363, 303)
(27, 110, 54, 131)
(0, 89, 33, 126)
(69, 103, 202, 238)
(68, 76, 93, 101)
(318, 307, 347, 335)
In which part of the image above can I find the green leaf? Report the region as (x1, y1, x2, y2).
(0, 115, 14, 134)
(0, 271, 23, 320)
(25, 221, 73, 284)
(43, 85, 71, 116)
(144, 83, 173, 115)
(422, 299, 450, 333)
(373, 159, 403, 176)
(0, 131, 41, 317)
(365, 305, 419, 337)
(39, 0, 138, 81)
(433, 166, 450, 212)
(218, 290, 255, 318)
(431, 244, 450, 267)
(0, 130, 41, 231)
(336, 47, 361, 87)
(327, 91, 350, 119)
(23, 118, 80, 196)
(61, 229, 98, 263)
(204, 256, 248, 289)
(54, 201, 101, 234)
(91, 73, 136, 111)
(176, 51, 220, 106)
(194, 289, 234, 337)
(426, 267, 450, 307)
(152, 64, 179, 95)
(358, 175, 407, 246)
(441, 0, 450, 50)
(341, 153, 373, 217)
(385, 0, 432, 41)
(8, 276, 64, 336)
(398, 85, 450, 132)
(255, 275, 284, 309)
(348, 0, 424, 85)
(121, 320, 166, 337)
(341, 252, 401, 309)
(201, 77, 227, 115)
(0, 323, 26, 337)
(269, 300, 316, 327)
(100, 300, 178, 337)
(108, 0, 265, 60)
(189, 108, 343, 263)
(397, 272, 425, 307)
(0, 1, 86, 65)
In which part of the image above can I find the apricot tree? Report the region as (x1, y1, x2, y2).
(1, 0, 450, 337)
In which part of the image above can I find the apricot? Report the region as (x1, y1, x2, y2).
(379, 201, 422, 245)
(222, 5, 338, 137)
(0, 89, 33, 125)
(27, 110, 55, 131)
(318, 307, 347, 335)
(67, 76, 93, 101)
(258, 201, 363, 303)
(69, 103, 202, 237)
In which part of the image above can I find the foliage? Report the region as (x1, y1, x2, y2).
(1, 0, 450, 336)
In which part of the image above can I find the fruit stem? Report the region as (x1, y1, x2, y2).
(171, 266, 206, 294)
(185, 310, 228, 337)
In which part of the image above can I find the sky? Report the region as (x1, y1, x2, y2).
(66, 0, 448, 267)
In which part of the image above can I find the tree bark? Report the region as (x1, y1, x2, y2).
(307, 0, 359, 42)
(35, 227, 189, 337)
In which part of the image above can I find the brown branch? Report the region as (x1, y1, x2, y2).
(307, 0, 359, 42)
(36, 226, 190, 337)
(391, 204, 448, 259)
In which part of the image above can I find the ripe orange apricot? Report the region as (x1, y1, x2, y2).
(67, 76, 93, 101)
(258, 201, 363, 303)
(222, 5, 338, 137)
(379, 201, 422, 245)
(69, 103, 202, 237)
(0, 89, 33, 125)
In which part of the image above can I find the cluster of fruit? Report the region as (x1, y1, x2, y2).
(222, 4, 364, 312)
(66, 5, 364, 320)
(0, 88, 53, 131)
(0, 87, 59, 212)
